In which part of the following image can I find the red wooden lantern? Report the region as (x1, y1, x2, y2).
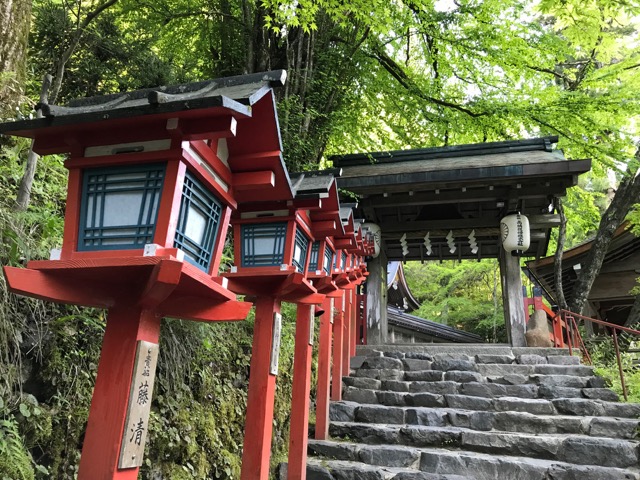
(282, 171, 345, 480)
(0, 70, 289, 480)
(223, 170, 341, 480)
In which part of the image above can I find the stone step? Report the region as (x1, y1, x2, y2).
(356, 345, 571, 358)
(309, 439, 640, 479)
(304, 458, 474, 480)
(330, 402, 640, 439)
(353, 368, 606, 388)
(344, 376, 619, 401)
(341, 386, 639, 418)
(355, 357, 593, 377)
(326, 421, 640, 468)
(352, 368, 610, 390)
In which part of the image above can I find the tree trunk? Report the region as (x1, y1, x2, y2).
(569, 161, 640, 314)
(15, 74, 52, 211)
(553, 197, 568, 310)
(0, 0, 32, 118)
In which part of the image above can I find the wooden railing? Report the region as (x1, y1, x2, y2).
(551, 310, 640, 401)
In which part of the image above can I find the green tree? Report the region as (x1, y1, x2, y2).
(404, 260, 506, 342)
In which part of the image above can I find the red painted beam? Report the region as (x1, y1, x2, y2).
(137, 260, 183, 309)
(289, 198, 322, 210)
(334, 238, 354, 249)
(159, 297, 252, 322)
(77, 307, 161, 480)
(169, 115, 237, 141)
(190, 140, 233, 185)
(241, 297, 281, 480)
(287, 304, 314, 480)
(311, 220, 337, 236)
(315, 296, 333, 440)
(3, 266, 124, 308)
(232, 171, 275, 190)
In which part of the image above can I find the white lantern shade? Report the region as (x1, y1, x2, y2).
(500, 213, 530, 255)
(361, 222, 382, 258)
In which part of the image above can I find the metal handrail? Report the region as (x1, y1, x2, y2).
(552, 309, 640, 401)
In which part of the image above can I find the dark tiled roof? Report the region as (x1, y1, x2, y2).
(332, 136, 559, 167)
(0, 70, 287, 135)
(387, 307, 484, 343)
(290, 170, 336, 198)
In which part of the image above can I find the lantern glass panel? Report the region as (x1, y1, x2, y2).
(79, 164, 165, 251)
(323, 247, 333, 274)
(174, 171, 223, 272)
(308, 241, 320, 273)
(292, 227, 310, 272)
(241, 222, 287, 267)
(341, 252, 347, 270)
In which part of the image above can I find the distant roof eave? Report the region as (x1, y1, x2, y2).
(332, 136, 559, 167)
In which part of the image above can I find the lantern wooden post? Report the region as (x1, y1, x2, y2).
(78, 308, 161, 479)
(342, 284, 354, 376)
(331, 290, 345, 401)
(314, 296, 334, 440)
(287, 303, 314, 480)
(350, 284, 358, 356)
(241, 296, 282, 480)
(227, 172, 339, 480)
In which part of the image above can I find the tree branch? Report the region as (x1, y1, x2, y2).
(370, 45, 488, 118)
(50, 0, 120, 104)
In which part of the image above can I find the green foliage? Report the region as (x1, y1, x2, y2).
(403, 260, 507, 342)
(0, 415, 34, 480)
(30, 1, 178, 103)
(589, 337, 640, 403)
(628, 202, 640, 236)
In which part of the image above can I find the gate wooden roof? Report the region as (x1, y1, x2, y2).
(332, 136, 591, 261)
(526, 222, 640, 324)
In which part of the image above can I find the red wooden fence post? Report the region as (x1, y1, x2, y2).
(342, 286, 352, 377)
(287, 304, 315, 480)
(315, 296, 334, 440)
(77, 307, 161, 480)
(350, 286, 357, 356)
(241, 296, 281, 480)
(331, 291, 344, 401)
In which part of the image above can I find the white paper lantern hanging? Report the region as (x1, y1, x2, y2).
(500, 212, 530, 256)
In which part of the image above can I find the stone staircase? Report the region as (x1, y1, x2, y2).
(306, 345, 640, 480)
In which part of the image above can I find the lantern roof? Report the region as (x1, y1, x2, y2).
(290, 169, 344, 238)
(0, 70, 296, 203)
(0, 70, 287, 141)
(290, 170, 338, 200)
(237, 169, 343, 216)
(339, 205, 356, 234)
